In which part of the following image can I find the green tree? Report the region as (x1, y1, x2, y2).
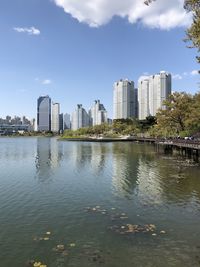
(185, 92, 200, 131)
(155, 92, 194, 136)
(184, 0, 200, 63)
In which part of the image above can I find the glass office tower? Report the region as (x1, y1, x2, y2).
(37, 95, 51, 131)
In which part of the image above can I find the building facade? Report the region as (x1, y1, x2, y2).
(59, 113, 64, 133)
(138, 78, 150, 120)
(71, 104, 90, 131)
(138, 71, 171, 120)
(37, 96, 51, 131)
(89, 100, 107, 126)
(64, 113, 71, 130)
(113, 79, 137, 119)
(52, 102, 60, 132)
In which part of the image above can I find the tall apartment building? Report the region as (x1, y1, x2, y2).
(52, 102, 60, 132)
(89, 100, 107, 126)
(138, 78, 150, 120)
(64, 113, 71, 130)
(138, 71, 171, 120)
(59, 113, 64, 132)
(113, 79, 137, 119)
(71, 104, 90, 130)
(37, 95, 51, 131)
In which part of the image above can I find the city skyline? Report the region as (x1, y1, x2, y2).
(0, 0, 199, 119)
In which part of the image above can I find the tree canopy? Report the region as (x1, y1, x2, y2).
(154, 92, 200, 137)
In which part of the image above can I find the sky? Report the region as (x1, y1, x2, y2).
(0, 0, 199, 119)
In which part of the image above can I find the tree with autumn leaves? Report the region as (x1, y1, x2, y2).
(151, 92, 200, 137)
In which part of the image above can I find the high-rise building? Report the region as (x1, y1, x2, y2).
(89, 100, 107, 126)
(37, 96, 51, 131)
(59, 113, 64, 133)
(52, 102, 60, 132)
(113, 79, 137, 119)
(64, 113, 71, 130)
(138, 78, 150, 120)
(138, 71, 171, 120)
(71, 104, 90, 130)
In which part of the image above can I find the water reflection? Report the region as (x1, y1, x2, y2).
(112, 143, 139, 197)
(111, 142, 200, 206)
(35, 138, 63, 180)
(63, 142, 109, 175)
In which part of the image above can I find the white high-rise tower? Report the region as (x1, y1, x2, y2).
(89, 100, 107, 126)
(52, 102, 60, 132)
(113, 79, 137, 119)
(138, 71, 171, 120)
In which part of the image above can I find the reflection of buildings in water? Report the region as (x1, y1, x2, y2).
(69, 142, 92, 170)
(0, 139, 34, 162)
(90, 143, 107, 174)
(36, 138, 63, 180)
(136, 157, 163, 204)
(112, 143, 139, 196)
(68, 142, 107, 175)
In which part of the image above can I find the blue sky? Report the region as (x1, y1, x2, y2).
(0, 0, 199, 119)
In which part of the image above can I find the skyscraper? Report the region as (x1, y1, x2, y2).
(52, 102, 60, 132)
(37, 96, 51, 131)
(113, 79, 137, 119)
(64, 113, 71, 130)
(138, 71, 171, 120)
(89, 100, 107, 126)
(59, 113, 64, 133)
(71, 104, 90, 130)
(138, 78, 150, 120)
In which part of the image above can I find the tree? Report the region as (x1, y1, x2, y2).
(155, 92, 194, 136)
(184, 0, 200, 63)
(185, 92, 200, 131)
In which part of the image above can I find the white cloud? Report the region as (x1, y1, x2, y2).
(138, 75, 150, 82)
(172, 74, 183, 80)
(190, 70, 199, 76)
(13, 26, 40, 35)
(54, 0, 192, 29)
(42, 79, 52, 85)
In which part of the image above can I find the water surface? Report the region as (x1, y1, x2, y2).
(0, 137, 200, 267)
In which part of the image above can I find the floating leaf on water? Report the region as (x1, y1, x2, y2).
(46, 232, 51, 235)
(62, 250, 69, 256)
(70, 243, 76, 247)
(160, 230, 166, 234)
(33, 262, 41, 267)
(57, 244, 65, 251)
(43, 237, 49, 241)
(152, 233, 157, 236)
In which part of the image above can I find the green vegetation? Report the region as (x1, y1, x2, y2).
(62, 117, 157, 139)
(62, 92, 200, 139)
(184, 0, 200, 63)
(151, 92, 200, 137)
